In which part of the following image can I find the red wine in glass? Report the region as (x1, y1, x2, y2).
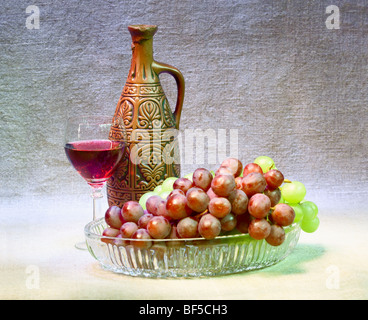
(64, 139, 125, 187)
(64, 115, 127, 250)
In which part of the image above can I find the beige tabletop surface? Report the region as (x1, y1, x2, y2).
(1, 194, 367, 300)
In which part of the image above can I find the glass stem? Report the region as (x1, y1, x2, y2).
(91, 185, 104, 221)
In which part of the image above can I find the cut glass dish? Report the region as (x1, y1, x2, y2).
(85, 217, 301, 278)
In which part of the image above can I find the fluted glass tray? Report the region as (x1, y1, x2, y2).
(84, 217, 301, 278)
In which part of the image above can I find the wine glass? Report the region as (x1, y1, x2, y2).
(64, 115, 127, 249)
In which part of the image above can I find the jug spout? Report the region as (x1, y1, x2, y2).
(128, 25, 158, 42)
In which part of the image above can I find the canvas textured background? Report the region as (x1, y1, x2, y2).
(1, 0, 367, 211)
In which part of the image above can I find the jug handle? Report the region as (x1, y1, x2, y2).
(152, 61, 185, 129)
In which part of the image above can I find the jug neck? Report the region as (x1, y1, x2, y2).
(127, 25, 159, 83)
(132, 38, 154, 65)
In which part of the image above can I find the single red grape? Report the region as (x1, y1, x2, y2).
(211, 174, 236, 197)
(120, 222, 139, 238)
(168, 189, 185, 198)
(146, 216, 171, 239)
(248, 218, 271, 240)
(215, 166, 233, 176)
(166, 194, 192, 220)
(235, 176, 243, 189)
(264, 187, 282, 207)
(228, 189, 248, 215)
(102, 227, 120, 244)
(186, 187, 210, 213)
(192, 168, 213, 191)
(241, 172, 267, 197)
(113, 233, 128, 247)
(243, 163, 263, 176)
(248, 193, 271, 219)
(264, 169, 284, 190)
(137, 212, 154, 229)
(208, 197, 232, 218)
(102, 227, 120, 237)
(221, 158, 243, 177)
(156, 199, 172, 220)
(220, 213, 237, 232)
(177, 217, 199, 238)
(131, 228, 152, 249)
(104, 206, 125, 229)
(173, 178, 194, 194)
(121, 201, 144, 223)
(145, 195, 163, 215)
(265, 224, 285, 246)
(271, 203, 295, 226)
(198, 214, 221, 239)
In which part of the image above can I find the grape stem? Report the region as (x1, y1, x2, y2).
(193, 209, 208, 221)
(284, 179, 292, 183)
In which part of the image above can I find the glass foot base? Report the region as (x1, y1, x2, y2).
(75, 241, 87, 250)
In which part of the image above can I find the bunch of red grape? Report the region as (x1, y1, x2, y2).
(102, 156, 318, 248)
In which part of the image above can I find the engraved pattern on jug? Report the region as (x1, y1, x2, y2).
(107, 81, 180, 205)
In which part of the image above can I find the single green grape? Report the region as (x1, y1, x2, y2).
(184, 172, 193, 181)
(281, 181, 306, 204)
(139, 191, 157, 210)
(159, 190, 171, 199)
(154, 185, 163, 194)
(301, 216, 320, 233)
(288, 203, 304, 223)
(210, 170, 215, 177)
(300, 201, 318, 221)
(301, 200, 318, 214)
(254, 156, 275, 173)
(161, 177, 178, 191)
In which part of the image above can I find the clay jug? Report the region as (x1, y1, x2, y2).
(107, 25, 185, 207)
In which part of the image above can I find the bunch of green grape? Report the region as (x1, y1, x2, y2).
(253, 156, 320, 233)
